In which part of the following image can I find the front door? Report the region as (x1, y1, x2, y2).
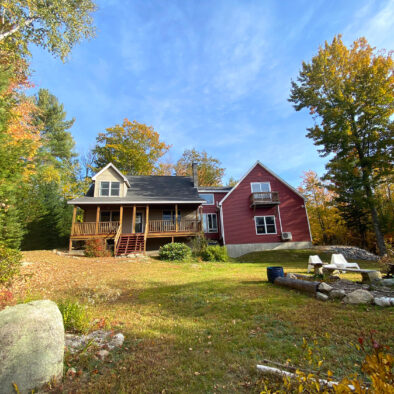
(135, 212, 143, 233)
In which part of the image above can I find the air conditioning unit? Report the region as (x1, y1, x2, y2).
(281, 232, 292, 241)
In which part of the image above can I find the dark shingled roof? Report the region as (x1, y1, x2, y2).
(69, 176, 205, 204)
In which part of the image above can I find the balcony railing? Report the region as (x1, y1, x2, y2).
(250, 192, 280, 205)
(72, 221, 120, 236)
(149, 219, 201, 233)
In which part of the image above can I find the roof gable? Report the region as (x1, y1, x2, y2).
(219, 161, 305, 205)
(92, 163, 130, 187)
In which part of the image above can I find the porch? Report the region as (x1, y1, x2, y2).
(69, 203, 202, 254)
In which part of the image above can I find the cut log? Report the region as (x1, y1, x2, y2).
(256, 364, 355, 390)
(274, 276, 319, 294)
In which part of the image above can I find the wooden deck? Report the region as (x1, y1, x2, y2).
(70, 220, 202, 240)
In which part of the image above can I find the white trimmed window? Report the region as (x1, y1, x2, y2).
(251, 182, 271, 193)
(100, 181, 120, 196)
(203, 213, 218, 233)
(199, 193, 214, 205)
(255, 216, 276, 234)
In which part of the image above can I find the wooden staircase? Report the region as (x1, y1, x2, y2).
(116, 234, 145, 256)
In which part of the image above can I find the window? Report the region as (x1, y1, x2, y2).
(100, 211, 120, 222)
(99, 181, 120, 196)
(203, 213, 218, 233)
(100, 181, 110, 196)
(111, 182, 120, 196)
(255, 216, 276, 234)
(162, 210, 181, 222)
(251, 182, 271, 193)
(199, 193, 214, 205)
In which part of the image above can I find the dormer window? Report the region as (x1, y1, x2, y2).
(100, 181, 120, 196)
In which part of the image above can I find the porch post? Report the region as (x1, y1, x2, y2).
(95, 206, 100, 234)
(144, 205, 149, 253)
(175, 204, 178, 232)
(132, 205, 136, 234)
(119, 205, 123, 234)
(71, 205, 77, 236)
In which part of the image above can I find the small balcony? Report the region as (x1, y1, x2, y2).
(250, 192, 280, 206)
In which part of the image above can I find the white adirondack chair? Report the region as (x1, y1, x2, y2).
(330, 254, 360, 270)
(307, 255, 325, 273)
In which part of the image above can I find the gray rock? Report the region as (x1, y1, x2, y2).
(108, 333, 124, 349)
(330, 289, 346, 299)
(316, 292, 329, 301)
(318, 282, 333, 293)
(380, 278, 394, 287)
(374, 297, 393, 307)
(343, 289, 374, 304)
(0, 300, 64, 393)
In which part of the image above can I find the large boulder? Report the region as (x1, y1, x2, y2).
(343, 289, 374, 305)
(0, 300, 64, 393)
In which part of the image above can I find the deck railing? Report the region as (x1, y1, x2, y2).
(250, 192, 279, 205)
(72, 221, 120, 236)
(149, 219, 200, 233)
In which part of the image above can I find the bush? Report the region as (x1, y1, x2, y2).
(201, 245, 228, 262)
(190, 235, 208, 257)
(159, 242, 192, 261)
(84, 239, 111, 257)
(0, 243, 22, 285)
(57, 299, 90, 333)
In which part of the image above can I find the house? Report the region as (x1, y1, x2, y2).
(67, 161, 312, 257)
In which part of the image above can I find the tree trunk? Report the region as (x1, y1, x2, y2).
(363, 181, 386, 255)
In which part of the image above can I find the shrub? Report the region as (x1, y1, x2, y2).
(57, 299, 90, 333)
(84, 239, 111, 257)
(201, 245, 228, 262)
(159, 242, 191, 261)
(190, 235, 208, 257)
(0, 243, 22, 285)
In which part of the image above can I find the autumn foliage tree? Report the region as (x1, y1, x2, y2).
(0, 0, 96, 60)
(174, 149, 225, 186)
(289, 36, 393, 255)
(93, 119, 171, 175)
(298, 171, 348, 245)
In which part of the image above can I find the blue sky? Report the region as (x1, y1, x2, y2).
(29, 0, 394, 186)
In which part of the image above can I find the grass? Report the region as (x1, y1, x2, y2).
(14, 249, 393, 393)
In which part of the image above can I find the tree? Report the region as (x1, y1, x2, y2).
(0, 51, 39, 248)
(227, 177, 238, 187)
(298, 170, 348, 245)
(289, 36, 393, 255)
(93, 119, 171, 175)
(174, 149, 225, 186)
(22, 89, 80, 249)
(0, 0, 96, 60)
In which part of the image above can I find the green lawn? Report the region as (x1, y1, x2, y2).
(20, 249, 393, 393)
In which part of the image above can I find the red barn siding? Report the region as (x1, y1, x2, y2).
(221, 164, 311, 245)
(200, 192, 227, 240)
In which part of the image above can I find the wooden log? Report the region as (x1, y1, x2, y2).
(256, 364, 354, 390)
(274, 276, 319, 294)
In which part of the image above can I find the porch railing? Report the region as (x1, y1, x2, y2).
(148, 219, 200, 233)
(250, 192, 280, 205)
(72, 221, 120, 236)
